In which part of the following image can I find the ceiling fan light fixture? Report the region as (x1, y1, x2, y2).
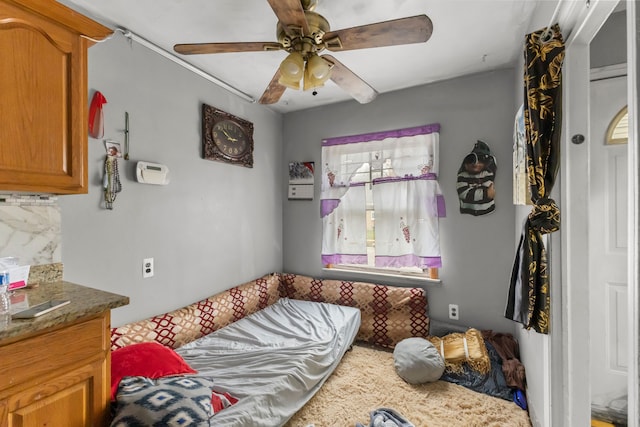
(279, 51, 305, 79)
(278, 51, 305, 89)
(307, 53, 331, 80)
(303, 61, 329, 91)
(278, 72, 302, 90)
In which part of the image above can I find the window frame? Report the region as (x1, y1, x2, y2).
(320, 124, 443, 282)
(606, 105, 629, 145)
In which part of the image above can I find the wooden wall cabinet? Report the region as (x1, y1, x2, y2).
(0, 312, 111, 427)
(0, 0, 111, 194)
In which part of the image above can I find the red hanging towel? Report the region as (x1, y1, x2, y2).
(88, 91, 107, 139)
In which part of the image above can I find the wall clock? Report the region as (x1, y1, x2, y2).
(202, 104, 254, 168)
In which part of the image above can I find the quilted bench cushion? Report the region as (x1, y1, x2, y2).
(110, 273, 281, 350)
(279, 273, 430, 349)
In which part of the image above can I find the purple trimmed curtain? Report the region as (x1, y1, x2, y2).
(321, 124, 444, 268)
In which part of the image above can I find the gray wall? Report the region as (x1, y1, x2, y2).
(282, 69, 518, 333)
(590, 10, 627, 68)
(58, 28, 522, 335)
(60, 34, 284, 327)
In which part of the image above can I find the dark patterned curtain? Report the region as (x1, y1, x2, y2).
(505, 24, 564, 334)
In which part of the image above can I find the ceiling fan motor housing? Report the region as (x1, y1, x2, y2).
(277, 10, 330, 57)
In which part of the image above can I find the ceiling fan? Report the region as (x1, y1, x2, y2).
(173, 0, 433, 105)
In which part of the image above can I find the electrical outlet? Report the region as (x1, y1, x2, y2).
(143, 258, 154, 278)
(448, 304, 459, 320)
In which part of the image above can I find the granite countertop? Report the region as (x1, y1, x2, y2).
(0, 281, 129, 343)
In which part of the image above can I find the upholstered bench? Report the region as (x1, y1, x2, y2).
(111, 272, 430, 351)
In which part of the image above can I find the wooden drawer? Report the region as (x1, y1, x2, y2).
(0, 314, 108, 392)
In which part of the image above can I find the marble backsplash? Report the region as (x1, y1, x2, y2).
(0, 195, 61, 267)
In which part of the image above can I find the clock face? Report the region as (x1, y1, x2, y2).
(202, 104, 254, 168)
(212, 120, 249, 159)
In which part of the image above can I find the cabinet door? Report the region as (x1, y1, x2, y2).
(3, 359, 107, 427)
(0, 313, 111, 427)
(0, 1, 88, 193)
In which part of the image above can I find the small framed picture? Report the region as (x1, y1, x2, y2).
(105, 140, 123, 158)
(288, 162, 315, 200)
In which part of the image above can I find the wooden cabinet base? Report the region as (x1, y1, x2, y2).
(0, 313, 111, 427)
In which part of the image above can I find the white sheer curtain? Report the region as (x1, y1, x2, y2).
(373, 177, 443, 268)
(321, 124, 444, 268)
(321, 183, 367, 266)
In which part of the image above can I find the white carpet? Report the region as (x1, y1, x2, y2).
(285, 344, 532, 427)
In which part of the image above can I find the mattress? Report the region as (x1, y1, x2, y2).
(175, 297, 361, 427)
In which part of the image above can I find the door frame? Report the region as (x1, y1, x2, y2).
(626, 1, 639, 424)
(587, 72, 628, 401)
(562, 0, 639, 425)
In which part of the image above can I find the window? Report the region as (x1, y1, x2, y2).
(320, 124, 445, 279)
(606, 105, 628, 145)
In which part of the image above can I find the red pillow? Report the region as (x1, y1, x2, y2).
(110, 342, 196, 400)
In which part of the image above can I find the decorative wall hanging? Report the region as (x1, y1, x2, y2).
(103, 140, 122, 209)
(88, 91, 107, 139)
(105, 140, 122, 158)
(202, 104, 254, 168)
(456, 140, 497, 216)
(288, 162, 315, 200)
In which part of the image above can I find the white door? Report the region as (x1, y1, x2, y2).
(589, 74, 628, 407)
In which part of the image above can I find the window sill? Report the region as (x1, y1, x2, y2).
(322, 267, 442, 286)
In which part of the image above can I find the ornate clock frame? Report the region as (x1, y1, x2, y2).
(202, 103, 254, 168)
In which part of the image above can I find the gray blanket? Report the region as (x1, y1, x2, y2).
(176, 298, 361, 426)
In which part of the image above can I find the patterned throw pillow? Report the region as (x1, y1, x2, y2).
(111, 376, 234, 427)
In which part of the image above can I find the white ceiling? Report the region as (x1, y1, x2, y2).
(57, 0, 543, 113)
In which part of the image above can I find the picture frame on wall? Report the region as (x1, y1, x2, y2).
(288, 162, 314, 200)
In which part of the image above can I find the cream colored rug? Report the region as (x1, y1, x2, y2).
(286, 344, 532, 427)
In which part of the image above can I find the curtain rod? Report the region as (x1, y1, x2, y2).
(546, 0, 564, 30)
(83, 28, 256, 104)
(540, 0, 564, 42)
